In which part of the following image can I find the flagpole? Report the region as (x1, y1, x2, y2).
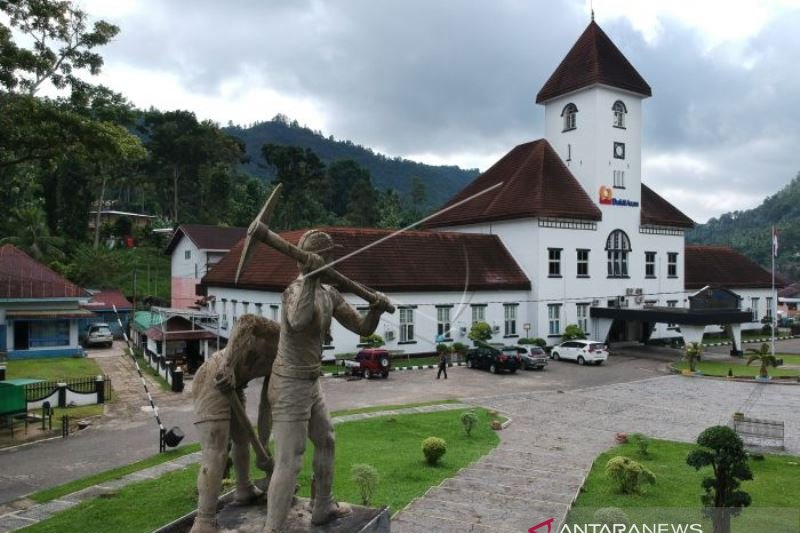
(771, 226, 776, 358)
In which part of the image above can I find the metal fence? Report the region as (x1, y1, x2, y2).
(25, 376, 111, 403)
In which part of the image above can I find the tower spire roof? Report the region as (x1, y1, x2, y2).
(536, 20, 651, 104)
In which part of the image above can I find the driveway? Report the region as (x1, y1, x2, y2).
(0, 349, 667, 505)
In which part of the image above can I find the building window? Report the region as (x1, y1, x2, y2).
(184, 249, 191, 260)
(28, 320, 69, 348)
(271, 304, 279, 321)
(751, 298, 760, 321)
(576, 303, 589, 334)
(766, 297, 773, 319)
(606, 229, 631, 278)
(221, 299, 228, 325)
(562, 103, 578, 131)
(255, 303, 263, 316)
(437, 306, 452, 340)
(576, 249, 589, 277)
(504, 304, 517, 336)
(548, 304, 562, 335)
(548, 248, 562, 277)
(231, 300, 238, 323)
(667, 300, 678, 328)
(566, 144, 572, 162)
(613, 142, 625, 160)
(400, 308, 415, 342)
(242, 302, 249, 315)
(645, 252, 656, 278)
(613, 100, 627, 128)
(667, 252, 678, 278)
(613, 169, 625, 188)
(471, 304, 486, 324)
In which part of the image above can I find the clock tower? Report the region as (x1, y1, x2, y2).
(536, 20, 651, 226)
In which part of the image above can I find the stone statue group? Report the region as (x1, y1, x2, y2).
(190, 229, 392, 533)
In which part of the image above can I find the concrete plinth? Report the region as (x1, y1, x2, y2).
(154, 495, 390, 533)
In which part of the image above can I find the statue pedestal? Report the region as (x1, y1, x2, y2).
(155, 494, 390, 533)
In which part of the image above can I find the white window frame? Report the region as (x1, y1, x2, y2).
(613, 169, 625, 188)
(548, 304, 562, 336)
(606, 230, 631, 278)
(612, 100, 627, 128)
(576, 303, 589, 334)
(667, 252, 678, 278)
(766, 297, 773, 319)
(400, 307, 415, 342)
(548, 248, 562, 277)
(271, 304, 279, 321)
(471, 304, 486, 324)
(184, 249, 191, 260)
(437, 306, 452, 339)
(645, 252, 656, 278)
(504, 304, 517, 336)
(576, 249, 589, 277)
(751, 297, 760, 321)
(562, 103, 578, 131)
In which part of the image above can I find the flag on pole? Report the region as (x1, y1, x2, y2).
(772, 226, 779, 257)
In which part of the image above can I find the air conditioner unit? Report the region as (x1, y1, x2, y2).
(592, 299, 600, 306)
(625, 288, 635, 296)
(492, 325, 500, 333)
(384, 330, 395, 341)
(635, 295, 644, 304)
(635, 288, 643, 295)
(459, 326, 467, 336)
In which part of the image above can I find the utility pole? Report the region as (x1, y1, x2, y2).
(133, 270, 138, 312)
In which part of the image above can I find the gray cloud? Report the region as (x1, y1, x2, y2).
(96, 1, 800, 222)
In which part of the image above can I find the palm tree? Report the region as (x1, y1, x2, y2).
(746, 343, 778, 379)
(0, 205, 65, 261)
(684, 342, 703, 372)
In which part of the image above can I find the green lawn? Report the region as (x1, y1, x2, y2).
(569, 439, 800, 532)
(673, 360, 800, 378)
(330, 399, 460, 417)
(779, 355, 800, 366)
(7, 357, 103, 381)
(20, 408, 500, 533)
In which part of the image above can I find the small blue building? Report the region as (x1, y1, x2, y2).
(0, 245, 92, 359)
(81, 290, 133, 338)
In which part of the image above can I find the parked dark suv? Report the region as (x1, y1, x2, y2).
(466, 346, 521, 374)
(341, 348, 391, 379)
(506, 345, 548, 370)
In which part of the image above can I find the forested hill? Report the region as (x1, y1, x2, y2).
(224, 116, 480, 208)
(687, 172, 800, 281)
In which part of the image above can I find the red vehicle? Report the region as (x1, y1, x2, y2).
(341, 348, 391, 379)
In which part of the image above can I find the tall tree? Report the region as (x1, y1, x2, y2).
(377, 189, 404, 229)
(0, 0, 119, 96)
(0, 203, 65, 261)
(344, 178, 379, 227)
(327, 159, 370, 218)
(261, 144, 330, 230)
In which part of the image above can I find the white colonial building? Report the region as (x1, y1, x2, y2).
(195, 21, 778, 358)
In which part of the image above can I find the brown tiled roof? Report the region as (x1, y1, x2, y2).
(0, 245, 84, 299)
(202, 227, 531, 293)
(423, 139, 601, 229)
(145, 316, 217, 342)
(165, 224, 246, 254)
(778, 282, 800, 299)
(85, 290, 133, 310)
(640, 184, 694, 228)
(536, 21, 651, 104)
(685, 245, 783, 290)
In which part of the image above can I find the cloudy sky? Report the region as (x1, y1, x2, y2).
(76, 0, 800, 223)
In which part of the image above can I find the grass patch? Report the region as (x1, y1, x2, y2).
(132, 352, 171, 392)
(21, 408, 499, 533)
(673, 360, 800, 378)
(569, 438, 800, 531)
(6, 357, 103, 381)
(29, 444, 201, 503)
(330, 399, 460, 417)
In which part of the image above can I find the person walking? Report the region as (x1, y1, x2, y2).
(437, 350, 448, 379)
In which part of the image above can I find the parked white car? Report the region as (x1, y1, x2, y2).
(83, 323, 113, 348)
(550, 340, 608, 365)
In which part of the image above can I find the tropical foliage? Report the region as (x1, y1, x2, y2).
(745, 343, 778, 379)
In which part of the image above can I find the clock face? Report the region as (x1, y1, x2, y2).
(613, 142, 625, 159)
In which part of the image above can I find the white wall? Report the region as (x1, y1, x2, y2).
(204, 285, 531, 355)
(170, 237, 203, 281)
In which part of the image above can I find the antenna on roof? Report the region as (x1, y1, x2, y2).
(590, 0, 595, 21)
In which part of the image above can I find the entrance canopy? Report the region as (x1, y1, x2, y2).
(590, 306, 753, 326)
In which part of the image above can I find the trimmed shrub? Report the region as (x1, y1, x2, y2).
(468, 321, 493, 344)
(436, 343, 450, 354)
(460, 411, 478, 437)
(630, 433, 651, 457)
(350, 463, 380, 505)
(593, 507, 630, 526)
(451, 342, 468, 355)
(421, 437, 447, 465)
(531, 337, 547, 348)
(363, 334, 385, 348)
(605, 456, 656, 494)
(561, 324, 587, 341)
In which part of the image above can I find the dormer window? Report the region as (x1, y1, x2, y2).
(562, 103, 578, 132)
(612, 100, 627, 128)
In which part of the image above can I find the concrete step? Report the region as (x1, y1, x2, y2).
(440, 476, 576, 505)
(473, 449, 590, 474)
(423, 485, 570, 517)
(461, 462, 586, 485)
(392, 510, 517, 533)
(454, 467, 582, 498)
(403, 496, 556, 533)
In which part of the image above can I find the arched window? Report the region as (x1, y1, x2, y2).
(561, 103, 578, 131)
(612, 100, 627, 128)
(606, 229, 631, 278)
